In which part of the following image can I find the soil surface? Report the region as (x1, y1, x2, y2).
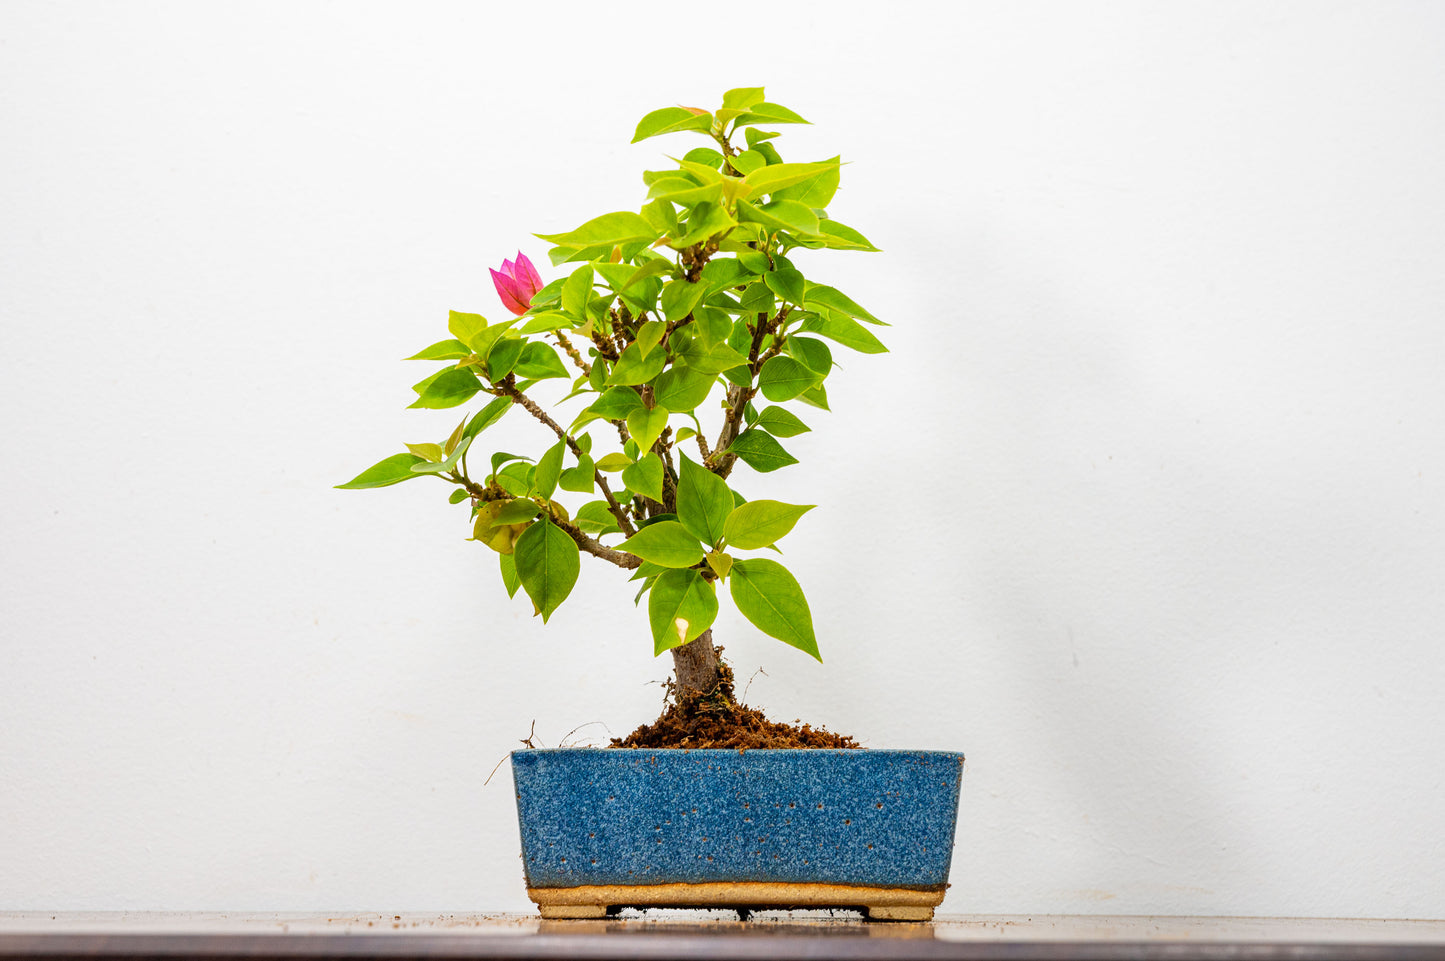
(610, 655, 859, 750)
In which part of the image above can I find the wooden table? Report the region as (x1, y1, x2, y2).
(2, 913, 1443, 960)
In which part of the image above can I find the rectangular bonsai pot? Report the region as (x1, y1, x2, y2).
(510, 748, 965, 920)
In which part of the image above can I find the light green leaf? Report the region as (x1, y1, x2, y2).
(405, 442, 443, 463)
(559, 454, 596, 494)
(608, 340, 668, 386)
(756, 405, 810, 438)
(464, 396, 512, 438)
(729, 558, 819, 660)
(448, 311, 487, 345)
(536, 211, 659, 248)
(676, 454, 732, 547)
(787, 336, 833, 375)
(626, 406, 669, 454)
(499, 552, 520, 599)
(485, 336, 523, 380)
(620, 520, 705, 569)
(722, 87, 767, 110)
(647, 176, 723, 207)
(336, 453, 426, 490)
(513, 518, 580, 622)
(741, 159, 837, 196)
(408, 367, 485, 409)
(588, 386, 645, 420)
(406, 339, 470, 361)
(818, 219, 879, 252)
(575, 499, 622, 535)
(652, 365, 716, 412)
(772, 156, 841, 208)
(513, 342, 569, 380)
(705, 550, 733, 580)
(728, 429, 799, 473)
(633, 106, 713, 143)
(534, 439, 565, 500)
(678, 340, 748, 375)
(595, 452, 633, 472)
(561, 264, 594, 320)
(758, 355, 818, 402)
(724, 501, 814, 550)
(797, 312, 888, 353)
(648, 568, 718, 655)
(484, 499, 542, 527)
(661, 278, 707, 321)
(518, 311, 577, 334)
(734, 102, 808, 126)
(635, 320, 667, 359)
(763, 267, 806, 306)
(621, 451, 664, 501)
(804, 284, 882, 324)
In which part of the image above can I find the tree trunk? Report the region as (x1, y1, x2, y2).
(669, 628, 724, 699)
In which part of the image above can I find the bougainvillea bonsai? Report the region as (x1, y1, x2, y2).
(339, 88, 887, 745)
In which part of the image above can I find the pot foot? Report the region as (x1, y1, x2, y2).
(528, 881, 943, 922)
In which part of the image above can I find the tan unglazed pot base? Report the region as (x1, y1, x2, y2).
(528, 881, 945, 921)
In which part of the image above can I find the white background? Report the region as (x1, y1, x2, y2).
(3, 0, 1443, 918)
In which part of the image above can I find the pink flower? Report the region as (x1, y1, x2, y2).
(490, 252, 543, 316)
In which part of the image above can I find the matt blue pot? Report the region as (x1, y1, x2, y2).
(510, 748, 965, 919)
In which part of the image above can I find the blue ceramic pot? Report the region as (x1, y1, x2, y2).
(511, 748, 965, 919)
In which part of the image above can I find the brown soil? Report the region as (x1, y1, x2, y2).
(610, 655, 860, 750)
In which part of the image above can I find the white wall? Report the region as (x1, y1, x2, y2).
(3, 0, 1443, 918)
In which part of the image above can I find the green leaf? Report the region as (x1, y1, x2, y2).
(589, 386, 645, 420)
(647, 176, 723, 207)
(336, 453, 426, 490)
(499, 553, 520, 599)
(805, 285, 882, 324)
(818, 219, 879, 252)
(406, 339, 470, 361)
(621, 451, 665, 501)
(513, 518, 580, 622)
(758, 355, 818, 402)
(594, 452, 633, 473)
(682, 146, 725, 168)
(722, 87, 766, 110)
(675, 454, 732, 547)
(797, 311, 888, 353)
(798, 384, 829, 410)
(729, 558, 819, 660)
(536, 211, 659, 248)
(705, 550, 733, 580)
(773, 156, 841, 208)
(533, 439, 565, 500)
(741, 160, 837, 196)
(736, 280, 775, 315)
(576, 500, 622, 535)
(620, 520, 705, 569)
(408, 367, 485, 409)
(787, 336, 833, 375)
(608, 340, 668, 386)
(558, 454, 596, 494)
(448, 311, 487, 345)
(635, 319, 666, 359)
(513, 342, 568, 380)
(756, 405, 810, 438)
(518, 311, 577, 334)
(724, 500, 814, 550)
(677, 339, 748, 375)
(660, 278, 707, 322)
(730, 150, 766, 175)
(745, 199, 821, 239)
(670, 202, 738, 249)
(464, 396, 512, 438)
(633, 106, 714, 143)
(485, 336, 523, 380)
(728, 429, 799, 473)
(648, 568, 718, 655)
(561, 264, 594, 320)
(626, 406, 669, 454)
(652, 364, 716, 412)
(405, 442, 444, 463)
(485, 499, 542, 527)
(700, 257, 755, 296)
(763, 267, 806, 306)
(733, 102, 810, 127)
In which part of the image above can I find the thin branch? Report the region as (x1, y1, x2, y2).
(553, 330, 590, 376)
(500, 381, 636, 537)
(551, 514, 641, 569)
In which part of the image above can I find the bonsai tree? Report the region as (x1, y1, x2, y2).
(339, 88, 886, 739)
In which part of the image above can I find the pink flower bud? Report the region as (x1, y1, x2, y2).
(489, 251, 544, 316)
